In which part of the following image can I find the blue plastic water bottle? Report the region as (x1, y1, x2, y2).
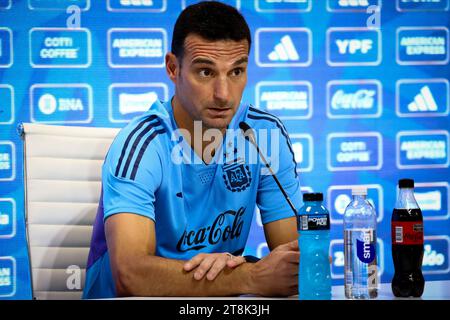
(298, 192, 332, 300)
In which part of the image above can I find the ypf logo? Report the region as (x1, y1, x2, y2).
(327, 28, 381, 66)
(30, 84, 93, 124)
(396, 79, 449, 117)
(327, 80, 382, 119)
(256, 28, 312, 67)
(255, 81, 312, 120)
(107, 0, 167, 12)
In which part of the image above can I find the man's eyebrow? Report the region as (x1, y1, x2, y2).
(232, 57, 248, 66)
(190, 57, 249, 66)
(191, 58, 215, 65)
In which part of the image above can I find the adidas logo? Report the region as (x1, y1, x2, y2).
(408, 86, 438, 112)
(268, 35, 300, 61)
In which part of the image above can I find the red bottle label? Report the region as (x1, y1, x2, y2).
(391, 221, 424, 245)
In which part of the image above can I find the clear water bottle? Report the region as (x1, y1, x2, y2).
(343, 187, 378, 299)
(298, 192, 331, 300)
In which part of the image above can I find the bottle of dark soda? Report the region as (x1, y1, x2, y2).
(391, 178, 425, 297)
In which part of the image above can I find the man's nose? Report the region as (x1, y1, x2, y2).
(213, 77, 229, 104)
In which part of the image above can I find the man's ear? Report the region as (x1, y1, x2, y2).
(165, 53, 179, 83)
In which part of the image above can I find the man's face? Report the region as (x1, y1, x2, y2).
(167, 34, 249, 130)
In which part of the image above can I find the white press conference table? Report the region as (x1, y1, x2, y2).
(113, 280, 450, 300)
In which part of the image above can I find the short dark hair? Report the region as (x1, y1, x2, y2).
(171, 1, 251, 60)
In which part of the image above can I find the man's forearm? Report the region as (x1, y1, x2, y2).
(114, 255, 256, 297)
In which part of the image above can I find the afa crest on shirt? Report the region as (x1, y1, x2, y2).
(222, 160, 252, 192)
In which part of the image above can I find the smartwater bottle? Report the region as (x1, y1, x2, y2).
(343, 187, 378, 299)
(298, 193, 332, 300)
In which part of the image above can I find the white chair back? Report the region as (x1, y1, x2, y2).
(21, 123, 119, 300)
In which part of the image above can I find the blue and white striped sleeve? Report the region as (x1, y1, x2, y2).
(102, 117, 166, 222)
(256, 121, 303, 225)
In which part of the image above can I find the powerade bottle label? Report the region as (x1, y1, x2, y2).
(391, 221, 424, 245)
(299, 214, 330, 231)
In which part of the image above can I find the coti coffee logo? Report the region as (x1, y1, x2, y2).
(327, 80, 382, 119)
(29, 28, 91, 68)
(30, 84, 92, 124)
(327, 132, 383, 171)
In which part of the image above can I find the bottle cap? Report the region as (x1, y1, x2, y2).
(351, 186, 367, 196)
(399, 178, 414, 188)
(303, 192, 323, 202)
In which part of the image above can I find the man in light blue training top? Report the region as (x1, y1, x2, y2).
(83, 1, 302, 299)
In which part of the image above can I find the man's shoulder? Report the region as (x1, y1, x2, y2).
(113, 101, 172, 150)
(243, 105, 288, 132)
(107, 103, 172, 174)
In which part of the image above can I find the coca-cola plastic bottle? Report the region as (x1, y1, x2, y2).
(391, 178, 425, 297)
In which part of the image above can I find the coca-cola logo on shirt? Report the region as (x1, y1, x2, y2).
(176, 207, 245, 252)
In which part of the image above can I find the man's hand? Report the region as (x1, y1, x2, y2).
(183, 253, 247, 281)
(248, 239, 299, 297)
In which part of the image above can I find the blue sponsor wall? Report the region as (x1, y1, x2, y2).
(0, 0, 449, 299)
